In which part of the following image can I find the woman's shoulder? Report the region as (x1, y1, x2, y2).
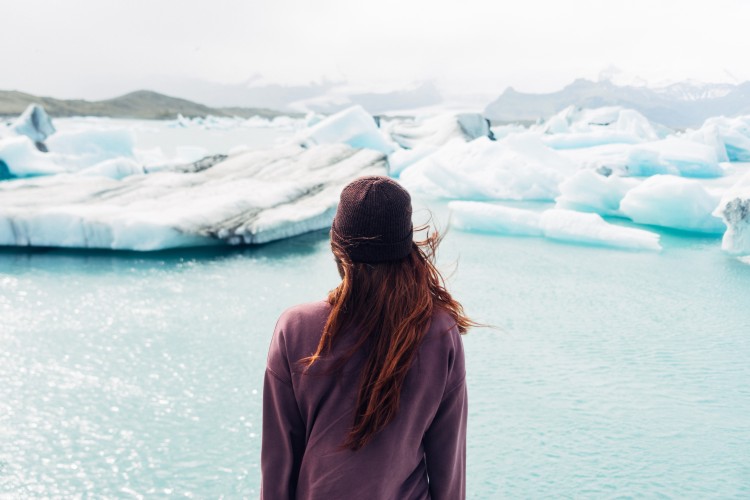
(273, 300, 331, 347)
(425, 307, 463, 342)
(277, 300, 331, 329)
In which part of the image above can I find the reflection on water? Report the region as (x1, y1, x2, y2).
(1, 222, 749, 497)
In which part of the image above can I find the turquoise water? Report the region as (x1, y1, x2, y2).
(1, 215, 749, 498)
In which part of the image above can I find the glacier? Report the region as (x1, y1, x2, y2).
(449, 201, 661, 251)
(0, 144, 387, 250)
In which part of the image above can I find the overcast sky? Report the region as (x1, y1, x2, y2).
(4, 0, 750, 100)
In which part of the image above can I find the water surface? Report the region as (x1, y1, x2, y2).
(1, 220, 749, 498)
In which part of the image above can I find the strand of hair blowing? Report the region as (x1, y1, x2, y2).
(303, 228, 474, 451)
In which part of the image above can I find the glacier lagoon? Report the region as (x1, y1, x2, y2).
(1, 213, 749, 498)
(1, 113, 750, 497)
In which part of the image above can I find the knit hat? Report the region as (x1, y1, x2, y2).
(331, 176, 413, 263)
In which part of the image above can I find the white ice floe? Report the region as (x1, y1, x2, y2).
(170, 114, 304, 131)
(387, 145, 438, 176)
(384, 113, 493, 176)
(0, 136, 65, 177)
(714, 171, 750, 255)
(382, 113, 491, 150)
(10, 104, 56, 144)
(619, 175, 726, 234)
(400, 135, 575, 201)
(557, 138, 723, 178)
(0, 125, 138, 178)
(0, 144, 387, 250)
(684, 115, 750, 162)
(76, 158, 145, 180)
(538, 106, 670, 148)
(449, 201, 661, 251)
(555, 170, 639, 216)
(296, 105, 394, 154)
(448, 201, 543, 236)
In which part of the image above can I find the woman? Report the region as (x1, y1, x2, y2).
(261, 176, 473, 499)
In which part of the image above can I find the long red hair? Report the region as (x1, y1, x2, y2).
(303, 226, 474, 451)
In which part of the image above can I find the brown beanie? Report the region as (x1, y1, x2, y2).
(331, 176, 414, 263)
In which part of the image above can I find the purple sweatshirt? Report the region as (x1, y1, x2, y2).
(261, 300, 467, 500)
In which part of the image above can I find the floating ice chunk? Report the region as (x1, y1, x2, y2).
(684, 115, 750, 162)
(490, 124, 527, 141)
(77, 158, 144, 179)
(619, 175, 725, 233)
(627, 138, 722, 177)
(448, 201, 661, 251)
(47, 128, 135, 165)
(11, 104, 56, 144)
(541, 131, 646, 149)
(387, 145, 438, 176)
(0, 136, 65, 177)
(557, 138, 723, 178)
(448, 201, 543, 236)
(400, 135, 575, 201)
(555, 170, 639, 216)
(714, 171, 750, 255)
(383, 113, 492, 150)
(0, 144, 387, 251)
(681, 123, 730, 163)
(539, 209, 661, 251)
(538, 106, 670, 142)
(297, 105, 394, 154)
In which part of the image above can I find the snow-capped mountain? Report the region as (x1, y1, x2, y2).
(485, 79, 750, 128)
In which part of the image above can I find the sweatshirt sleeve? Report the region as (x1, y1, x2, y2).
(423, 329, 467, 500)
(261, 321, 306, 500)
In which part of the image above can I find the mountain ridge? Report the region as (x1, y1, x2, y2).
(484, 79, 750, 128)
(0, 89, 293, 120)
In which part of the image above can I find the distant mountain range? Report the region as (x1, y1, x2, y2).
(147, 77, 444, 115)
(5, 79, 750, 128)
(0, 90, 290, 120)
(484, 79, 750, 129)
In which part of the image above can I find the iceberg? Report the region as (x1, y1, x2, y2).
(557, 138, 723, 178)
(539, 209, 661, 251)
(387, 145, 438, 176)
(384, 113, 493, 176)
(0, 144, 387, 250)
(714, 171, 750, 255)
(538, 106, 670, 148)
(296, 105, 394, 154)
(0, 136, 65, 177)
(555, 170, 639, 216)
(400, 135, 575, 201)
(449, 201, 543, 236)
(10, 104, 56, 146)
(0, 116, 138, 179)
(619, 175, 726, 234)
(684, 115, 750, 162)
(449, 201, 661, 251)
(77, 158, 145, 180)
(46, 128, 135, 164)
(382, 113, 492, 150)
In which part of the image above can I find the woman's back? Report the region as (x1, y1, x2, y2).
(261, 176, 470, 499)
(262, 301, 466, 499)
